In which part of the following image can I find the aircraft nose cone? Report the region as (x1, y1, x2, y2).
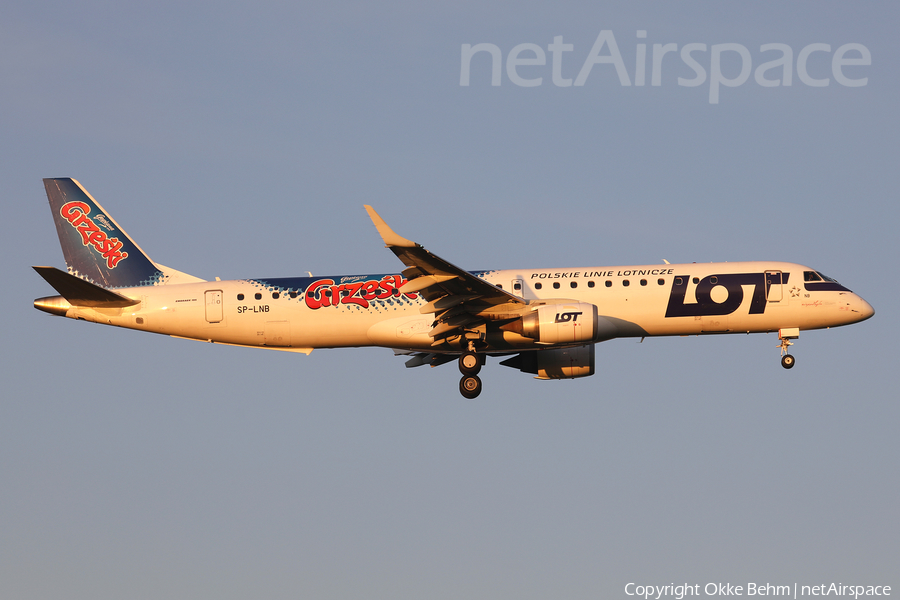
(847, 294, 875, 322)
(857, 297, 875, 321)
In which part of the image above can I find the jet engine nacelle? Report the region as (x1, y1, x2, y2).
(520, 302, 599, 344)
(500, 344, 595, 379)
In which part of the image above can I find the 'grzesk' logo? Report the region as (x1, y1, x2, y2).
(60, 201, 129, 268)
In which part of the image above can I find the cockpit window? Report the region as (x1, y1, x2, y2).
(804, 269, 849, 292)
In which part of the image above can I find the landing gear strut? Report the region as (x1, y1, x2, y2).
(778, 328, 799, 370)
(458, 340, 483, 398)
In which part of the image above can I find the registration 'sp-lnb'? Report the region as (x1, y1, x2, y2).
(460, 30, 871, 103)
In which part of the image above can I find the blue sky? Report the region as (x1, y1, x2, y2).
(2, 2, 897, 599)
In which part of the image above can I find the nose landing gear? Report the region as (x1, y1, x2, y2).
(778, 328, 799, 369)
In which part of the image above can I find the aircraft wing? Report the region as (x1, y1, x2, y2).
(365, 206, 526, 345)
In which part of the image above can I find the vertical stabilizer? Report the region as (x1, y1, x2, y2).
(44, 178, 184, 288)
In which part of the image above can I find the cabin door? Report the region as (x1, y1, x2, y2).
(766, 271, 784, 303)
(205, 290, 223, 323)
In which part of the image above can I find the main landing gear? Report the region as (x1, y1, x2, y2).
(458, 343, 483, 399)
(778, 328, 799, 370)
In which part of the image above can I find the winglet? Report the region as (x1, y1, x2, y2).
(364, 205, 416, 248)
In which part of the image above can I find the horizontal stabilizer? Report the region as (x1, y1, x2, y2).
(33, 266, 140, 307)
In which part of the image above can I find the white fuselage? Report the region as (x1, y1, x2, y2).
(48, 261, 874, 354)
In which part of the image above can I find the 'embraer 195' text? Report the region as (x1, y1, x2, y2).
(60, 201, 128, 269)
(305, 275, 419, 310)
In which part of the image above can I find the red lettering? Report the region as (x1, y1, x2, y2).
(74, 214, 99, 246)
(60, 201, 90, 222)
(304, 276, 419, 310)
(329, 285, 344, 308)
(377, 276, 394, 299)
(59, 201, 129, 269)
(100, 238, 128, 268)
(306, 276, 419, 310)
(304, 279, 334, 309)
(341, 282, 368, 308)
(361, 280, 379, 301)
(87, 229, 107, 248)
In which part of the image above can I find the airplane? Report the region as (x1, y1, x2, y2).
(33, 178, 875, 398)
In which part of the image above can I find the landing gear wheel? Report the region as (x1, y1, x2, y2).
(459, 351, 481, 376)
(777, 329, 798, 370)
(459, 375, 482, 399)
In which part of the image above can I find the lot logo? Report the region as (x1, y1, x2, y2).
(555, 311, 582, 323)
(665, 272, 789, 318)
(59, 201, 129, 269)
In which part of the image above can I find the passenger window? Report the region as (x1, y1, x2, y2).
(623, 280, 630, 287)
(514, 282, 521, 291)
(692, 277, 700, 284)
(535, 283, 542, 290)
(675, 277, 683, 286)
(588, 281, 595, 288)
(640, 279, 647, 286)
(497, 284, 503, 289)
(553, 282, 560, 289)
(255, 293, 262, 300)
(657, 279, 665, 286)
(570, 282, 577, 289)
(605, 281, 612, 287)
(237, 293, 244, 301)
(272, 292, 279, 299)
(289, 291, 298, 299)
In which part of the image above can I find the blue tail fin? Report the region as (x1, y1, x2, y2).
(43, 178, 201, 288)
